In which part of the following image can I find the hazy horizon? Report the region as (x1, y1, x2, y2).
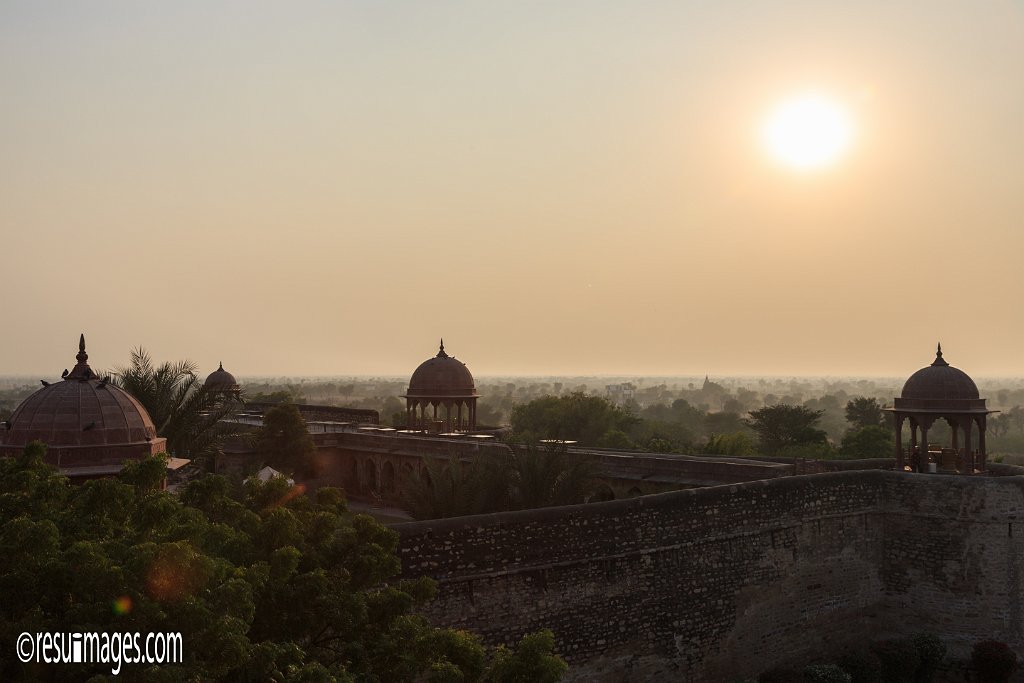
(2, 2, 1022, 377)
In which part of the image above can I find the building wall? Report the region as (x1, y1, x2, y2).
(217, 430, 792, 504)
(394, 471, 1024, 681)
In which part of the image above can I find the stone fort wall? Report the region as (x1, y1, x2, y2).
(394, 471, 1024, 681)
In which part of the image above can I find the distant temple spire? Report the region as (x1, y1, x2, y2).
(438, 338, 448, 358)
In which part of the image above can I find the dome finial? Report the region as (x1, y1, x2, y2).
(66, 333, 93, 380)
(932, 342, 949, 367)
(438, 338, 448, 358)
(219, 361, 223, 370)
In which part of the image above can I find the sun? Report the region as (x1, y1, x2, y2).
(762, 94, 854, 171)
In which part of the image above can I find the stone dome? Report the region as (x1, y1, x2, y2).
(0, 335, 165, 474)
(406, 340, 478, 398)
(900, 344, 980, 401)
(204, 362, 239, 392)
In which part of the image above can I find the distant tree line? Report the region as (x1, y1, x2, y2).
(508, 392, 895, 460)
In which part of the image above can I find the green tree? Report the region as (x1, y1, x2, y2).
(401, 454, 488, 520)
(746, 404, 828, 456)
(402, 443, 598, 520)
(703, 432, 755, 456)
(113, 348, 243, 466)
(0, 442, 567, 682)
(255, 403, 317, 478)
(510, 393, 635, 446)
(248, 389, 302, 404)
(499, 442, 598, 511)
(845, 397, 887, 430)
(839, 425, 893, 459)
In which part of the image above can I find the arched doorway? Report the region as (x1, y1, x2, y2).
(382, 461, 397, 496)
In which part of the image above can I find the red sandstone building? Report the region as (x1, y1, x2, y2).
(0, 335, 171, 479)
(403, 340, 479, 432)
(889, 344, 994, 474)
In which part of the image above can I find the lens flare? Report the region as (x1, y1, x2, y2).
(112, 595, 133, 615)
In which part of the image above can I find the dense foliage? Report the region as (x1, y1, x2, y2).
(113, 348, 243, 466)
(510, 393, 636, 445)
(745, 405, 828, 456)
(0, 442, 567, 682)
(402, 442, 598, 520)
(255, 403, 318, 478)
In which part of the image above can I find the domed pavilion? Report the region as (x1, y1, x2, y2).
(403, 340, 479, 432)
(204, 362, 240, 394)
(0, 335, 168, 479)
(888, 344, 994, 474)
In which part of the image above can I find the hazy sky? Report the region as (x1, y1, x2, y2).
(2, 2, 1023, 378)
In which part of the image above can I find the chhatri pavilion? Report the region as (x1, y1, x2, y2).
(888, 344, 994, 474)
(402, 340, 479, 432)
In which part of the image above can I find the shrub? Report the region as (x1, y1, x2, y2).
(759, 667, 805, 683)
(838, 648, 883, 683)
(871, 639, 921, 683)
(910, 633, 946, 682)
(972, 640, 1018, 683)
(804, 663, 852, 683)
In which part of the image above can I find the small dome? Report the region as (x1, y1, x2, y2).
(406, 340, 478, 398)
(0, 335, 158, 450)
(900, 344, 980, 401)
(204, 362, 239, 392)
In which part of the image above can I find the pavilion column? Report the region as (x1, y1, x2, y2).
(978, 415, 987, 472)
(919, 421, 930, 473)
(951, 421, 959, 451)
(894, 414, 905, 470)
(961, 419, 973, 474)
(457, 402, 463, 431)
(469, 401, 476, 430)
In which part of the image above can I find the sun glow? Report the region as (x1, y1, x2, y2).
(763, 94, 854, 171)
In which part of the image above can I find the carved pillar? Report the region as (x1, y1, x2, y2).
(894, 414, 905, 470)
(919, 420, 930, 473)
(961, 419, 973, 475)
(978, 415, 987, 473)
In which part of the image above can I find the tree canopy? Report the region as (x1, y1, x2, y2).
(0, 442, 567, 682)
(402, 443, 598, 521)
(255, 403, 317, 478)
(844, 397, 888, 430)
(510, 393, 635, 446)
(745, 404, 828, 456)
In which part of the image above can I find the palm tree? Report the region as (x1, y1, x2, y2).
(498, 441, 599, 511)
(401, 442, 599, 520)
(402, 453, 488, 520)
(112, 348, 244, 467)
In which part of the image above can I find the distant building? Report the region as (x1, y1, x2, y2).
(403, 339, 479, 432)
(204, 361, 241, 395)
(605, 382, 636, 406)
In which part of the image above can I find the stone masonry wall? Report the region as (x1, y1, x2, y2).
(394, 471, 1024, 681)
